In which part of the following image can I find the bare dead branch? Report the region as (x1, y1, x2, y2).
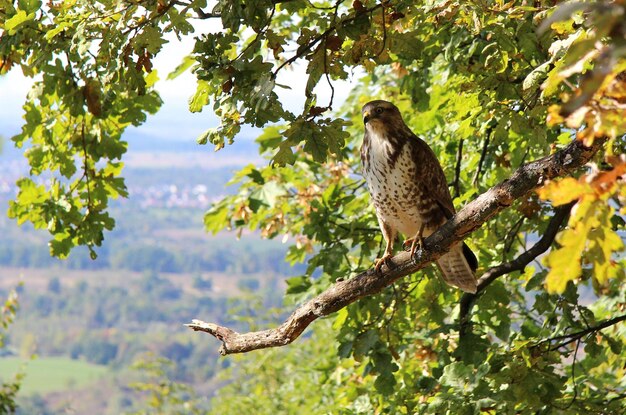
(458, 202, 574, 337)
(186, 137, 605, 355)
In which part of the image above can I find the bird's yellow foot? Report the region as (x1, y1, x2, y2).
(403, 237, 424, 257)
(374, 253, 393, 272)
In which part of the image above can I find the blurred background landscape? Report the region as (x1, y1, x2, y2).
(0, 131, 302, 413)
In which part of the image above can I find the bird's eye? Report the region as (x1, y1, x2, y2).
(375, 107, 384, 114)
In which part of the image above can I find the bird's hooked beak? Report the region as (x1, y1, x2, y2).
(363, 110, 371, 124)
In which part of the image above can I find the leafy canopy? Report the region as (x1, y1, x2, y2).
(2, 0, 626, 413)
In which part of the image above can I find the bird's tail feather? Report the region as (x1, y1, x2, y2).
(436, 243, 477, 293)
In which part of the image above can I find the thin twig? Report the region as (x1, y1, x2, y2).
(273, 3, 383, 76)
(473, 127, 492, 185)
(122, 0, 177, 36)
(533, 313, 626, 351)
(193, 8, 221, 19)
(322, 40, 335, 110)
(569, 339, 581, 408)
(233, 6, 277, 63)
(322, 0, 341, 111)
(502, 215, 525, 259)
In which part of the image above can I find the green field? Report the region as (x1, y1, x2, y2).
(0, 357, 109, 395)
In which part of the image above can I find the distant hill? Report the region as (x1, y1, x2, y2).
(125, 129, 261, 155)
(1, 130, 264, 168)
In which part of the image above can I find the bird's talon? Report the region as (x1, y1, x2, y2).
(402, 238, 413, 252)
(374, 254, 393, 272)
(410, 237, 424, 258)
(404, 237, 424, 257)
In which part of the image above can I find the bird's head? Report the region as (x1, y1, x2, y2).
(361, 100, 403, 134)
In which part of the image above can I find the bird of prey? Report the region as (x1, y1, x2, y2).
(360, 100, 478, 293)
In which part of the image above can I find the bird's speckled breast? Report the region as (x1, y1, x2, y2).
(362, 130, 425, 237)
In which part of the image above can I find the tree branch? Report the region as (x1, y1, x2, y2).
(532, 313, 626, 351)
(458, 201, 574, 337)
(186, 137, 605, 355)
(193, 8, 221, 19)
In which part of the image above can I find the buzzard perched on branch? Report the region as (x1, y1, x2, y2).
(360, 100, 478, 293)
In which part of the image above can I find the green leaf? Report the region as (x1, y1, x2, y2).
(256, 125, 283, 153)
(285, 276, 311, 294)
(353, 330, 378, 358)
(189, 80, 211, 112)
(305, 47, 325, 98)
(332, 308, 349, 330)
(271, 143, 296, 166)
(196, 128, 215, 145)
(5, 10, 36, 34)
(49, 234, 72, 258)
(18, 0, 41, 13)
(246, 168, 265, 185)
(204, 202, 230, 234)
(44, 21, 70, 40)
(167, 55, 196, 80)
(605, 336, 622, 355)
(482, 43, 509, 73)
(522, 62, 551, 92)
(304, 129, 328, 162)
(440, 362, 475, 390)
(373, 372, 396, 396)
(341, 12, 370, 40)
(136, 26, 168, 54)
(322, 118, 350, 156)
(251, 181, 286, 208)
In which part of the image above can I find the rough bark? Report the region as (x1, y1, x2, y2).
(186, 138, 605, 355)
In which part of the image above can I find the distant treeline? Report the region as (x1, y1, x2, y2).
(2, 270, 284, 385)
(0, 238, 301, 275)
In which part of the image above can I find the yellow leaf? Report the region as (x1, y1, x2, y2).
(537, 177, 589, 205)
(587, 204, 625, 285)
(569, 195, 597, 225)
(545, 198, 625, 293)
(590, 228, 623, 284)
(544, 225, 586, 293)
(544, 197, 595, 293)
